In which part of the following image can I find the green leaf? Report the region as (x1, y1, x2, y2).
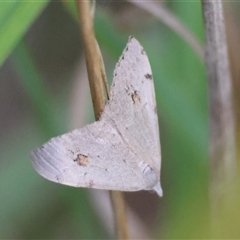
(0, 1, 49, 66)
(12, 40, 60, 139)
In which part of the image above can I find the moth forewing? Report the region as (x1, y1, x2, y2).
(30, 37, 162, 197)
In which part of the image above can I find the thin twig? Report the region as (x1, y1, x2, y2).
(76, 1, 129, 239)
(202, 0, 237, 236)
(110, 191, 130, 239)
(76, 0, 105, 119)
(89, 190, 150, 238)
(129, 0, 204, 60)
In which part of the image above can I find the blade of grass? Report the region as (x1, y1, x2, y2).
(0, 1, 49, 66)
(12, 40, 60, 139)
(128, 0, 204, 60)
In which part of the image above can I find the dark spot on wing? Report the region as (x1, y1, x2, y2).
(74, 154, 89, 167)
(131, 90, 141, 105)
(154, 107, 158, 114)
(145, 73, 152, 80)
(56, 176, 60, 182)
(68, 149, 74, 155)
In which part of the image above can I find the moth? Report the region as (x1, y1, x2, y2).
(30, 37, 162, 197)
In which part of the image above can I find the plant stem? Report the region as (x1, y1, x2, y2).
(76, 1, 129, 239)
(202, 0, 237, 237)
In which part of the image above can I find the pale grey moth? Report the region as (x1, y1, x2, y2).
(30, 37, 162, 197)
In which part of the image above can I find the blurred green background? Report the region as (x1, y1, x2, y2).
(0, 1, 239, 239)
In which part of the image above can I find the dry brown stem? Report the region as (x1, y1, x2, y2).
(202, 0, 237, 236)
(76, 0, 105, 119)
(76, 1, 129, 239)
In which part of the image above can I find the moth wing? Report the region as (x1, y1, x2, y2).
(30, 37, 162, 196)
(102, 37, 161, 184)
(30, 119, 160, 194)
